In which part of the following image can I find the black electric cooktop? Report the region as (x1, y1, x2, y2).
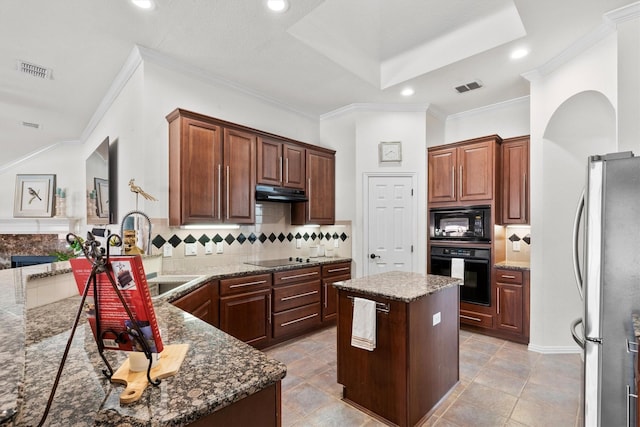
(245, 257, 312, 267)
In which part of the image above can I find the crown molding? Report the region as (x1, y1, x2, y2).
(320, 102, 431, 120)
(446, 96, 530, 121)
(0, 140, 81, 174)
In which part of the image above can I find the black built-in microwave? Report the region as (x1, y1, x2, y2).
(429, 207, 491, 242)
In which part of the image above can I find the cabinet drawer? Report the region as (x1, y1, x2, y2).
(273, 267, 320, 286)
(273, 280, 321, 312)
(460, 310, 494, 328)
(220, 274, 272, 296)
(495, 269, 523, 284)
(273, 303, 321, 339)
(322, 262, 351, 278)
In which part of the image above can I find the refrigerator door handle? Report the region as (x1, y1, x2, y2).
(572, 189, 585, 300)
(627, 384, 638, 427)
(570, 317, 585, 348)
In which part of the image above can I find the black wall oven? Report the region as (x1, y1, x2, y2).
(430, 246, 491, 306)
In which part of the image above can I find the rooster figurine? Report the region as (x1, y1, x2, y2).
(128, 179, 157, 201)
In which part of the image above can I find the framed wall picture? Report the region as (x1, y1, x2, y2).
(379, 141, 402, 162)
(94, 177, 109, 218)
(14, 174, 56, 217)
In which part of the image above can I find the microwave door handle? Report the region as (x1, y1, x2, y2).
(572, 189, 585, 300)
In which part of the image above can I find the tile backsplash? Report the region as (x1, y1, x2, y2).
(504, 225, 531, 263)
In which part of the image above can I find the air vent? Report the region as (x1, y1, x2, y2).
(17, 60, 52, 79)
(22, 121, 41, 129)
(455, 80, 483, 94)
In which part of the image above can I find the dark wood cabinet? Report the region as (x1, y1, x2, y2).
(257, 137, 305, 189)
(321, 261, 351, 322)
(272, 266, 321, 341)
(292, 149, 335, 225)
(219, 273, 272, 348)
(167, 109, 255, 225)
(495, 268, 529, 343)
(428, 135, 500, 207)
(171, 281, 219, 327)
(501, 136, 529, 224)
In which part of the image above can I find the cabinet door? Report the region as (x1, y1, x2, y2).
(428, 147, 457, 203)
(502, 137, 529, 224)
(257, 137, 282, 186)
(292, 149, 335, 224)
(322, 274, 349, 322)
(174, 118, 223, 224)
(220, 289, 271, 348)
(171, 281, 219, 327)
(283, 144, 305, 189)
(496, 283, 524, 334)
(223, 128, 256, 223)
(458, 140, 494, 202)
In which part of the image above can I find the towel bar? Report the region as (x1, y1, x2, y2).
(346, 295, 390, 314)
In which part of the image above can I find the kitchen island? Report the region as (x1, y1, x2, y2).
(334, 271, 462, 427)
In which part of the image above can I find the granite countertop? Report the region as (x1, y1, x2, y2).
(333, 271, 462, 303)
(633, 313, 640, 338)
(2, 256, 352, 426)
(494, 260, 530, 271)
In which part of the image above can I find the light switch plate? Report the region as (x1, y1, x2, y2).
(512, 240, 521, 252)
(433, 312, 441, 326)
(334, 240, 339, 248)
(204, 241, 213, 255)
(163, 244, 172, 257)
(185, 243, 197, 256)
(296, 238, 302, 249)
(216, 242, 224, 254)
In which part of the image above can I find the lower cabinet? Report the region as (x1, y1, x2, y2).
(171, 280, 219, 327)
(272, 266, 321, 343)
(494, 268, 529, 343)
(219, 273, 272, 348)
(321, 261, 352, 322)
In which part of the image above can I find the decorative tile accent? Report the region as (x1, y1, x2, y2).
(508, 234, 521, 242)
(237, 234, 246, 244)
(259, 233, 267, 243)
(277, 233, 285, 242)
(224, 234, 235, 245)
(198, 234, 210, 246)
(325, 233, 331, 240)
(183, 234, 197, 244)
(168, 235, 182, 248)
(213, 234, 223, 243)
(248, 233, 257, 244)
(523, 234, 531, 245)
(340, 233, 348, 241)
(303, 233, 310, 241)
(295, 232, 302, 239)
(268, 233, 276, 243)
(152, 235, 166, 249)
(286, 233, 294, 241)
(311, 232, 317, 240)
(332, 232, 339, 240)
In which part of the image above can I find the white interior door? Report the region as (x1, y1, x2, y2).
(366, 175, 414, 275)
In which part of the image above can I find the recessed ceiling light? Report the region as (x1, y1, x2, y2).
(401, 87, 415, 97)
(510, 48, 529, 60)
(131, 0, 155, 10)
(267, 0, 289, 12)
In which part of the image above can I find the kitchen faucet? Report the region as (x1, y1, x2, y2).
(120, 210, 152, 255)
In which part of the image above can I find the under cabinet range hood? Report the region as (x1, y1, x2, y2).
(255, 185, 308, 202)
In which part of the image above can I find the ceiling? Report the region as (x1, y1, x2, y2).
(0, 0, 635, 169)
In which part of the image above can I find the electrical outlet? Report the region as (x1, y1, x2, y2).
(433, 312, 441, 326)
(216, 242, 224, 254)
(163, 244, 172, 257)
(185, 243, 197, 256)
(512, 240, 521, 252)
(204, 241, 213, 255)
(296, 238, 302, 249)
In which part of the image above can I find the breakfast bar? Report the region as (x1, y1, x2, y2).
(334, 271, 462, 427)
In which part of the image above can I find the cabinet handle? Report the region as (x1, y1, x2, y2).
(327, 267, 349, 273)
(217, 164, 222, 220)
(281, 290, 318, 301)
(460, 314, 482, 322)
(267, 294, 271, 325)
(280, 271, 319, 281)
(497, 291, 500, 314)
(501, 275, 516, 279)
(459, 165, 463, 197)
(229, 280, 268, 289)
(280, 313, 318, 327)
(451, 166, 455, 198)
(279, 156, 283, 184)
(523, 173, 528, 218)
(285, 157, 289, 184)
(226, 165, 230, 220)
(324, 283, 328, 308)
(308, 178, 312, 221)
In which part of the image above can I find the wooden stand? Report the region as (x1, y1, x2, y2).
(111, 343, 189, 404)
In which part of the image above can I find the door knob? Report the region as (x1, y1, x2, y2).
(370, 253, 380, 259)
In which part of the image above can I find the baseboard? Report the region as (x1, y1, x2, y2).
(527, 343, 582, 354)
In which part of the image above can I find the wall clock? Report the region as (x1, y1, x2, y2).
(379, 141, 402, 162)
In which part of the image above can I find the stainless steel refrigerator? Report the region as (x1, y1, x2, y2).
(571, 151, 640, 427)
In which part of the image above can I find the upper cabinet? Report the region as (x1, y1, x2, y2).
(167, 109, 255, 225)
(257, 137, 305, 189)
(500, 136, 529, 224)
(428, 135, 501, 207)
(292, 149, 335, 225)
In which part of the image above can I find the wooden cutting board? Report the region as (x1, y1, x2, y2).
(111, 343, 189, 404)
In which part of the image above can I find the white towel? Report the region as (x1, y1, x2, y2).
(351, 297, 376, 351)
(451, 258, 465, 279)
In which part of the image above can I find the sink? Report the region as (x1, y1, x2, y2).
(146, 274, 205, 296)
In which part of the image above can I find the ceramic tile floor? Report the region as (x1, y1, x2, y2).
(264, 327, 583, 427)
